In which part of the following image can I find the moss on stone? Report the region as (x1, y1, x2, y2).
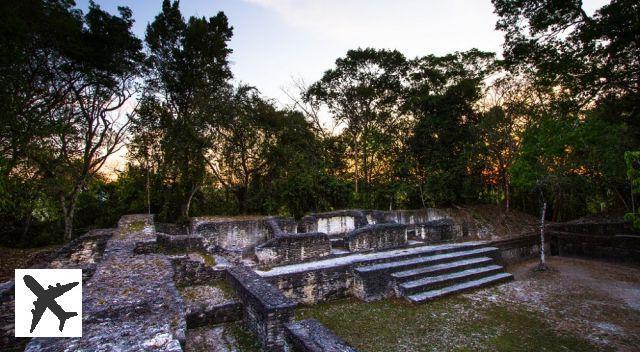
(123, 221, 147, 234)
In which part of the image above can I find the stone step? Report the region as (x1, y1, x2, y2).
(257, 242, 488, 278)
(362, 242, 488, 267)
(356, 247, 498, 275)
(391, 257, 494, 282)
(399, 265, 505, 295)
(405, 272, 513, 303)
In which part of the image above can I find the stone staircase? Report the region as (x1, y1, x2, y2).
(355, 244, 513, 303)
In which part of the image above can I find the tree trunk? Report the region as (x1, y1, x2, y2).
(354, 136, 359, 194)
(539, 202, 547, 266)
(183, 184, 198, 220)
(60, 191, 79, 242)
(61, 201, 75, 242)
(504, 174, 510, 211)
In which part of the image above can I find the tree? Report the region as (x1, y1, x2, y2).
(205, 86, 277, 214)
(1, 0, 143, 241)
(407, 50, 496, 205)
(135, 0, 233, 221)
(624, 151, 640, 228)
(493, 0, 640, 218)
(306, 48, 408, 201)
(477, 75, 538, 210)
(493, 0, 640, 108)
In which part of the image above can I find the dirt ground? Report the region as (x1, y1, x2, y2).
(469, 257, 640, 351)
(0, 245, 60, 282)
(446, 204, 539, 239)
(297, 256, 640, 352)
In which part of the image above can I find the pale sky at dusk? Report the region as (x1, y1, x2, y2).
(77, 0, 608, 106)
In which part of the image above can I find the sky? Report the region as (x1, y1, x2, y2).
(75, 0, 608, 173)
(76, 0, 609, 105)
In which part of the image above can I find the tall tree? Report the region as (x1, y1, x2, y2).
(494, 0, 639, 218)
(305, 48, 407, 200)
(1, 0, 143, 241)
(136, 0, 233, 221)
(205, 86, 277, 214)
(407, 50, 496, 205)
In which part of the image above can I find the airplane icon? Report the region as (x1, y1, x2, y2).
(23, 275, 79, 333)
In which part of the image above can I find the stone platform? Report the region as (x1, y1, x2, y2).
(26, 215, 187, 352)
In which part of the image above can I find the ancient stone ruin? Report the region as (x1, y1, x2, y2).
(5, 207, 636, 351)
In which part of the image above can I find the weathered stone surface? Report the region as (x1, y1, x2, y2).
(181, 285, 242, 328)
(411, 218, 456, 242)
(26, 214, 187, 352)
(364, 208, 448, 225)
(190, 216, 296, 256)
(255, 232, 331, 269)
(157, 232, 206, 252)
(0, 229, 114, 351)
(346, 223, 407, 252)
(156, 222, 189, 236)
(170, 253, 226, 287)
(185, 323, 261, 352)
(226, 265, 296, 351)
(364, 209, 493, 243)
(285, 319, 357, 352)
(489, 234, 546, 264)
(300, 210, 368, 236)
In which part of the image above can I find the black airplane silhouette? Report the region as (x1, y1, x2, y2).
(23, 275, 79, 333)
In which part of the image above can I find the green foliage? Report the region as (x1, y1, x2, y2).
(132, 0, 233, 222)
(3, 0, 640, 247)
(624, 151, 640, 228)
(306, 48, 408, 206)
(1, 0, 143, 243)
(407, 51, 496, 205)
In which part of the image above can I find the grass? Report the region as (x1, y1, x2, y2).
(296, 297, 608, 352)
(122, 220, 148, 234)
(186, 322, 261, 352)
(227, 322, 262, 351)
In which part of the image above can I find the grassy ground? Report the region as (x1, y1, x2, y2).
(296, 296, 604, 352)
(297, 257, 640, 351)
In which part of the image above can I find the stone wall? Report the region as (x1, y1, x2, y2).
(548, 231, 640, 263)
(285, 319, 357, 352)
(255, 232, 331, 269)
(226, 265, 297, 351)
(300, 210, 368, 235)
(365, 208, 491, 243)
(155, 222, 188, 236)
(489, 234, 547, 265)
(169, 254, 226, 287)
(365, 208, 448, 225)
(346, 223, 407, 252)
(410, 218, 456, 242)
(157, 233, 206, 252)
(266, 265, 354, 304)
(191, 216, 296, 256)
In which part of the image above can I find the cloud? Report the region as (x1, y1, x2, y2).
(241, 0, 504, 56)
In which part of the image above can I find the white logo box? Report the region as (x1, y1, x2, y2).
(14, 269, 83, 337)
